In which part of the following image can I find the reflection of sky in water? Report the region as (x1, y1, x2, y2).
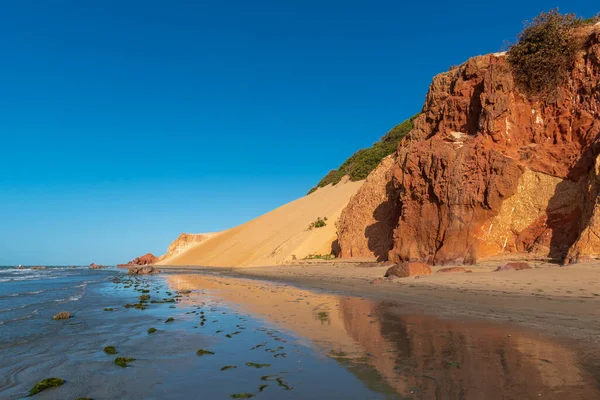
(170, 273, 600, 400)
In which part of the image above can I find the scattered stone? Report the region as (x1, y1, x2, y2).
(128, 265, 159, 275)
(31, 266, 47, 270)
(148, 327, 157, 334)
(384, 262, 432, 278)
(165, 317, 174, 323)
(437, 267, 471, 273)
(494, 262, 532, 272)
(196, 349, 215, 356)
(221, 365, 237, 371)
(103, 308, 114, 311)
(52, 311, 71, 320)
(231, 394, 254, 399)
(29, 378, 65, 396)
(104, 346, 117, 355)
(370, 278, 384, 284)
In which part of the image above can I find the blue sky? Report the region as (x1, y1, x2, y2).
(0, 1, 596, 265)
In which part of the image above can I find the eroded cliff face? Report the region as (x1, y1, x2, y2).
(339, 26, 600, 264)
(157, 233, 212, 262)
(336, 156, 400, 261)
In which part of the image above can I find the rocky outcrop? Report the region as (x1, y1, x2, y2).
(128, 265, 159, 275)
(89, 263, 108, 269)
(339, 25, 600, 265)
(384, 262, 432, 278)
(337, 155, 400, 261)
(158, 233, 211, 261)
(118, 253, 158, 267)
(494, 262, 533, 272)
(565, 154, 600, 263)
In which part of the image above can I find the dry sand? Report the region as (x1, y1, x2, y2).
(157, 178, 364, 267)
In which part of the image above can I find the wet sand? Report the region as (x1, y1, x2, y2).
(163, 260, 600, 345)
(167, 273, 600, 399)
(3, 266, 599, 399)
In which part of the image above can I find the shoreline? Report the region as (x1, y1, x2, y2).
(159, 261, 600, 347)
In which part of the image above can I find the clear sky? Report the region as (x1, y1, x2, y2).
(0, 1, 596, 265)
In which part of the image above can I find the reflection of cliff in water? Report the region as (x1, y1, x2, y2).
(339, 298, 599, 399)
(167, 274, 598, 399)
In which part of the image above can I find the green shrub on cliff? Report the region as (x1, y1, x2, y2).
(580, 13, 600, 26)
(507, 9, 579, 99)
(307, 114, 417, 194)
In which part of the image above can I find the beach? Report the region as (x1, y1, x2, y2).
(2, 264, 599, 399)
(220, 261, 600, 343)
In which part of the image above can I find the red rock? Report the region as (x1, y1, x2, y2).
(494, 262, 532, 272)
(384, 262, 432, 278)
(337, 27, 600, 265)
(118, 253, 158, 268)
(89, 263, 107, 269)
(128, 265, 159, 275)
(437, 267, 470, 273)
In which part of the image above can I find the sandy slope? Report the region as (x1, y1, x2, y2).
(157, 178, 364, 267)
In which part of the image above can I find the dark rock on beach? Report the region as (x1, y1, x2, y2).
(128, 265, 159, 275)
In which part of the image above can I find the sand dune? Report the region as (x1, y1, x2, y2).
(157, 177, 364, 267)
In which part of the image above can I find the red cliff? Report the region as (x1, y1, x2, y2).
(338, 25, 600, 265)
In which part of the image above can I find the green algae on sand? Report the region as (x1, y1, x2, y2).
(246, 362, 270, 369)
(114, 357, 136, 368)
(29, 378, 65, 396)
(231, 393, 254, 398)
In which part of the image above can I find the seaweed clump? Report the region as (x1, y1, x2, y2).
(245, 362, 271, 369)
(29, 378, 65, 396)
(114, 357, 136, 368)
